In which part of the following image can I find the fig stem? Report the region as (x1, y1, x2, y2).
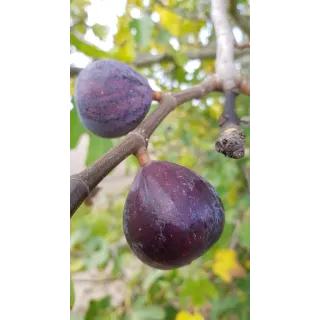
(135, 147, 151, 167)
(152, 91, 162, 102)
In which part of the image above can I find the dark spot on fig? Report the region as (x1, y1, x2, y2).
(123, 161, 225, 270)
(74, 59, 153, 138)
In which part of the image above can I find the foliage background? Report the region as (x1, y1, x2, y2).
(70, 0, 250, 319)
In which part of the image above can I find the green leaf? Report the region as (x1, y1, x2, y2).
(180, 278, 218, 307)
(70, 228, 91, 249)
(142, 270, 165, 291)
(70, 105, 86, 148)
(131, 306, 166, 320)
(74, 22, 87, 35)
(83, 236, 109, 269)
(70, 100, 115, 161)
(210, 295, 240, 318)
(169, 46, 188, 67)
(86, 134, 114, 166)
(85, 296, 111, 320)
(130, 16, 154, 49)
(239, 222, 250, 249)
(92, 23, 108, 40)
(70, 32, 110, 59)
(70, 278, 75, 310)
(156, 29, 171, 45)
(70, 312, 84, 320)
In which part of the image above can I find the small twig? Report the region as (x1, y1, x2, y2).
(235, 40, 250, 49)
(215, 91, 245, 159)
(211, 0, 238, 91)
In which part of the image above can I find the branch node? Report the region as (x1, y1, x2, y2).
(215, 126, 246, 159)
(165, 93, 178, 108)
(71, 176, 90, 194)
(128, 131, 148, 149)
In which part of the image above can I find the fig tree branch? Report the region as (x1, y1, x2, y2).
(70, 75, 250, 218)
(70, 46, 249, 77)
(211, 0, 249, 158)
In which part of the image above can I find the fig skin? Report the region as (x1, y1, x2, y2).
(123, 161, 225, 270)
(74, 59, 153, 138)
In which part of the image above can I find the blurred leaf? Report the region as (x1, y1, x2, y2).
(210, 295, 240, 319)
(156, 28, 171, 45)
(92, 23, 108, 40)
(70, 77, 75, 96)
(131, 306, 166, 320)
(114, 14, 136, 62)
(70, 312, 84, 320)
(127, 0, 143, 6)
(164, 306, 178, 320)
(85, 296, 111, 320)
(142, 270, 165, 291)
(70, 228, 91, 249)
(70, 278, 75, 310)
(239, 222, 250, 249)
(155, 5, 181, 36)
(86, 134, 113, 166)
(180, 278, 217, 307)
(176, 311, 204, 320)
(169, 47, 188, 67)
(154, 3, 205, 37)
(208, 102, 223, 120)
(70, 259, 84, 273)
(212, 249, 247, 283)
(70, 106, 86, 148)
(130, 16, 154, 49)
(74, 22, 87, 35)
(70, 32, 110, 59)
(83, 236, 109, 269)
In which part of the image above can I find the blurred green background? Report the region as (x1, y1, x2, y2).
(70, 0, 250, 319)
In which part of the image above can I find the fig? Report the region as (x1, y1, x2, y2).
(74, 59, 153, 138)
(123, 161, 225, 270)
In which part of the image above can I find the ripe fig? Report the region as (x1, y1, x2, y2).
(123, 161, 225, 270)
(74, 59, 153, 138)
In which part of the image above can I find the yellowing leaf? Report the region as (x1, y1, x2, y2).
(154, 5, 205, 37)
(114, 14, 136, 62)
(176, 311, 204, 320)
(203, 60, 215, 74)
(244, 259, 250, 269)
(70, 259, 84, 273)
(118, 39, 135, 62)
(193, 136, 200, 145)
(70, 77, 75, 97)
(209, 103, 223, 120)
(212, 249, 246, 283)
(227, 182, 240, 206)
(155, 5, 180, 36)
(127, 0, 143, 6)
(179, 151, 196, 168)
